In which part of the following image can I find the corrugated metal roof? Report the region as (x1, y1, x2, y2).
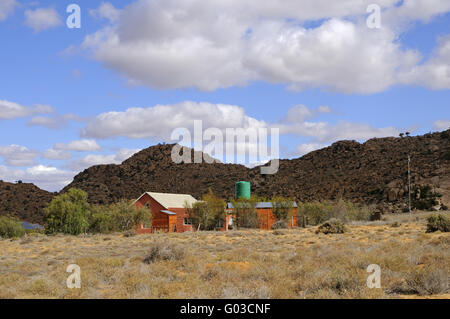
(160, 210, 177, 215)
(147, 192, 197, 209)
(227, 202, 298, 209)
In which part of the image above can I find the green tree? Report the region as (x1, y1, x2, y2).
(230, 196, 261, 229)
(186, 189, 226, 230)
(271, 196, 295, 221)
(88, 200, 151, 233)
(44, 188, 90, 235)
(0, 216, 25, 238)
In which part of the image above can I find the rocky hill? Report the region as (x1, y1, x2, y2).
(0, 181, 55, 224)
(1, 129, 449, 223)
(65, 129, 450, 213)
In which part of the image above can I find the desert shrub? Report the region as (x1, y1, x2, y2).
(272, 229, 286, 235)
(344, 202, 373, 221)
(299, 201, 372, 226)
(185, 189, 226, 230)
(44, 188, 90, 235)
(412, 185, 442, 211)
(315, 219, 347, 234)
(404, 267, 449, 296)
(299, 202, 333, 225)
(88, 200, 151, 234)
(143, 240, 186, 263)
(271, 197, 295, 221)
(123, 230, 136, 237)
(271, 220, 287, 229)
(0, 216, 25, 238)
(391, 222, 401, 228)
(426, 214, 450, 233)
(441, 204, 448, 211)
(230, 196, 260, 229)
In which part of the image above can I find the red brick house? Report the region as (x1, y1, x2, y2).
(134, 192, 197, 234)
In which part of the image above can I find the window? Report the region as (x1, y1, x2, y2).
(145, 202, 150, 209)
(184, 218, 193, 225)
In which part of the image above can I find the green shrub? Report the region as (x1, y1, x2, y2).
(44, 188, 90, 235)
(271, 197, 295, 221)
(0, 216, 25, 238)
(185, 189, 226, 231)
(88, 200, 151, 234)
(315, 219, 347, 234)
(230, 196, 261, 229)
(426, 214, 450, 233)
(271, 220, 287, 229)
(299, 201, 372, 226)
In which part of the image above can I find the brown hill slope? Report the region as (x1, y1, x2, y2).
(63, 145, 251, 205)
(1, 129, 449, 224)
(65, 129, 450, 213)
(0, 181, 55, 224)
(251, 130, 450, 212)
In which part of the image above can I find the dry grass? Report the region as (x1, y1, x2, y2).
(0, 212, 448, 299)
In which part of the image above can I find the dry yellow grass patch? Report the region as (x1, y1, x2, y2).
(0, 215, 448, 299)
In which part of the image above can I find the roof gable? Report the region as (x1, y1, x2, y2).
(146, 192, 197, 209)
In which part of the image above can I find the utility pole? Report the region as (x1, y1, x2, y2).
(408, 155, 411, 215)
(401, 131, 412, 216)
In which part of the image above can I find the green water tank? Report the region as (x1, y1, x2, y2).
(235, 181, 251, 199)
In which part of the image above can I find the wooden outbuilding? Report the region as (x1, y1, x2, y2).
(134, 192, 197, 234)
(226, 202, 298, 230)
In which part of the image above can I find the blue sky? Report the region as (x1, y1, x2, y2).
(0, 0, 449, 191)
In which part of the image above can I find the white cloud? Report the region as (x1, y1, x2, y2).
(384, 0, 450, 26)
(81, 0, 450, 93)
(326, 121, 401, 142)
(317, 106, 332, 114)
(282, 105, 331, 123)
(405, 36, 450, 90)
(0, 100, 53, 120)
(0, 165, 75, 192)
(246, 19, 420, 94)
(0, 0, 17, 21)
(0, 145, 39, 167)
(82, 101, 267, 140)
(27, 113, 86, 129)
(66, 148, 140, 171)
(90, 2, 120, 22)
(434, 120, 450, 130)
(24, 8, 63, 33)
(114, 148, 140, 161)
(43, 149, 72, 160)
(81, 102, 400, 158)
(275, 105, 400, 142)
(54, 139, 102, 152)
(296, 143, 328, 156)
